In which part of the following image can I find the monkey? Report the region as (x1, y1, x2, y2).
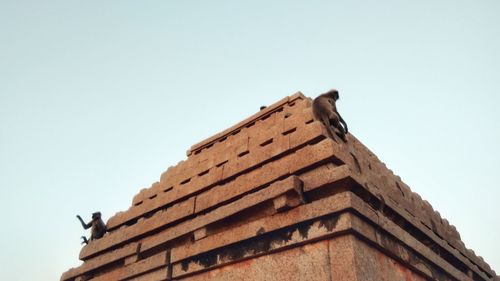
(76, 212, 107, 245)
(312, 89, 348, 142)
(260, 105, 267, 110)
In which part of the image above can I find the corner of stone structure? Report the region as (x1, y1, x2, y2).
(61, 91, 497, 281)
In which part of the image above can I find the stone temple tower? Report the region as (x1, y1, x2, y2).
(61, 92, 498, 281)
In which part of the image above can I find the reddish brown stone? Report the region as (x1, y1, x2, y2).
(141, 175, 305, 253)
(171, 192, 354, 264)
(89, 251, 168, 281)
(61, 243, 138, 281)
(288, 121, 326, 148)
(193, 227, 207, 241)
(80, 197, 194, 260)
(107, 165, 223, 231)
(61, 92, 496, 281)
(175, 240, 332, 281)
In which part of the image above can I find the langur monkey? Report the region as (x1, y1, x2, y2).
(312, 89, 348, 142)
(76, 212, 106, 245)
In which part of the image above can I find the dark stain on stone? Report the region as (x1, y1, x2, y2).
(181, 250, 218, 272)
(379, 230, 448, 281)
(407, 249, 446, 281)
(220, 244, 246, 261)
(180, 220, 328, 272)
(297, 220, 314, 239)
(379, 233, 401, 256)
(281, 228, 295, 244)
(180, 260, 189, 271)
(318, 214, 340, 231)
(414, 250, 448, 280)
(256, 227, 265, 235)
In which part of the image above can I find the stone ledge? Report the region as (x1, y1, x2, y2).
(80, 138, 343, 260)
(170, 191, 482, 280)
(187, 92, 306, 156)
(107, 111, 322, 232)
(62, 164, 356, 281)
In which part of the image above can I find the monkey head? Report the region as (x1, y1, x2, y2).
(92, 212, 102, 219)
(324, 89, 339, 100)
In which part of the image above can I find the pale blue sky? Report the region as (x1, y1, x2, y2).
(1, 1, 499, 280)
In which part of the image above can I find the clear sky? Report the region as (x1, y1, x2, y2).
(1, 1, 499, 280)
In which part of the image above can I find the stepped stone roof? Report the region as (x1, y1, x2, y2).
(61, 92, 498, 281)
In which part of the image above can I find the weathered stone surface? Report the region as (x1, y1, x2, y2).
(188, 93, 306, 154)
(80, 197, 195, 260)
(62, 242, 138, 281)
(348, 235, 429, 281)
(140, 175, 305, 253)
(193, 227, 207, 241)
(171, 193, 353, 265)
(127, 267, 168, 281)
(177, 240, 332, 281)
(195, 138, 341, 213)
(61, 92, 496, 281)
(328, 235, 358, 281)
(107, 165, 224, 231)
(106, 98, 321, 232)
(88, 251, 168, 281)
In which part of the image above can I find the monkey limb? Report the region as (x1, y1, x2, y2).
(318, 111, 337, 139)
(339, 113, 348, 134)
(329, 111, 348, 142)
(76, 215, 92, 230)
(333, 112, 348, 142)
(81, 236, 89, 245)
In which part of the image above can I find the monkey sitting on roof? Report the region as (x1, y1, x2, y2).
(76, 212, 106, 245)
(312, 89, 348, 142)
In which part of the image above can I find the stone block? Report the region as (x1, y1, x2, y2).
(288, 121, 326, 149)
(249, 127, 278, 150)
(159, 166, 175, 185)
(85, 250, 169, 281)
(300, 163, 348, 192)
(131, 188, 147, 206)
(124, 254, 139, 266)
(328, 235, 359, 281)
(128, 267, 168, 281)
(289, 138, 340, 174)
(249, 139, 279, 164)
(193, 227, 207, 241)
(272, 178, 304, 212)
